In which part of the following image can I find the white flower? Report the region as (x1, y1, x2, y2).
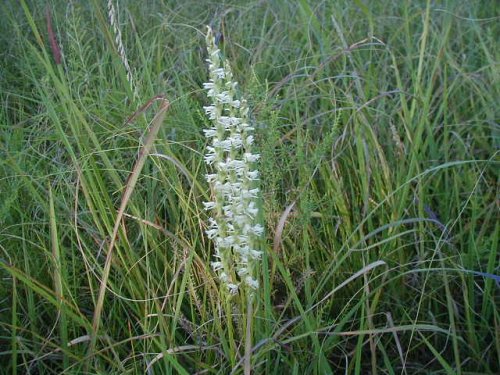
(240, 224, 264, 236)
(244, 276, 259, 289)
(213, 139, 233, 151)
(216, 235, 236, 248)
(240, 123, 254, 131)
(244, 153, 260, 163)
(246, 202, 259, 217)
(219, 116, 241, 128)
(206, 228, 219, 239)
(233, 215, 247, 226)
(246, 170, 259, 180)
(203, 106, 216, 119)
(227, 283, 239, 294)
(242, 188, 259, 198)
(237, 267, 248, 276)
(203, 128, 217, 138)
(252, 224, 264, 236)
(230, 100, 241, 108)
(204, 154, 216, 165)
(205, 173, 217, 182)
(249, 249, 263, 259)
(203, 201, 216, 210)
(211, 261, 223, 271)
(226, 159, 245, 170)
(213, 68, 225, 79)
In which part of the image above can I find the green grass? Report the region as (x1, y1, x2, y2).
(0, 0, 498, 373)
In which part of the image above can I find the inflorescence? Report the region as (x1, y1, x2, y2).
(202, 26, 263, 295)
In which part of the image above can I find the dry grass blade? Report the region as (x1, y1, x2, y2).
(89, 96, 170, 356)
(273, 201, 296, 253)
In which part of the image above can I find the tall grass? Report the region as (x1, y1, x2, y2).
(0, 0, 498, 373)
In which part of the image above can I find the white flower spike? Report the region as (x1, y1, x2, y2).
(203, 26, 263, 294)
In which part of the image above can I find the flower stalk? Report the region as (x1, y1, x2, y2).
(107, 0, 138, 100)
(203, 26, 263, 296)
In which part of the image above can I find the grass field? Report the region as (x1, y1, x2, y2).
(0, 0, 498, 373)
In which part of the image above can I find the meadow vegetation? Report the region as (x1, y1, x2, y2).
(0, 0, 498, 373)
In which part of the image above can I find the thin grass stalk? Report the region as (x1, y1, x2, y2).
(107, 0, 138, 100)
(49, 184, 69, 369)
(244, 293, 253, 375)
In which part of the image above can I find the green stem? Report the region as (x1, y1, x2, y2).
(244, 292, 253, 375)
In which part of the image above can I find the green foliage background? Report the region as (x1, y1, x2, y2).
(0, 0, 498, 373)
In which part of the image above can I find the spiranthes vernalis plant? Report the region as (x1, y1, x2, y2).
(202, 26, 263, 296)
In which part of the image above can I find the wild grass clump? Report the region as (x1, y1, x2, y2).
(0, 0, 498, 374)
